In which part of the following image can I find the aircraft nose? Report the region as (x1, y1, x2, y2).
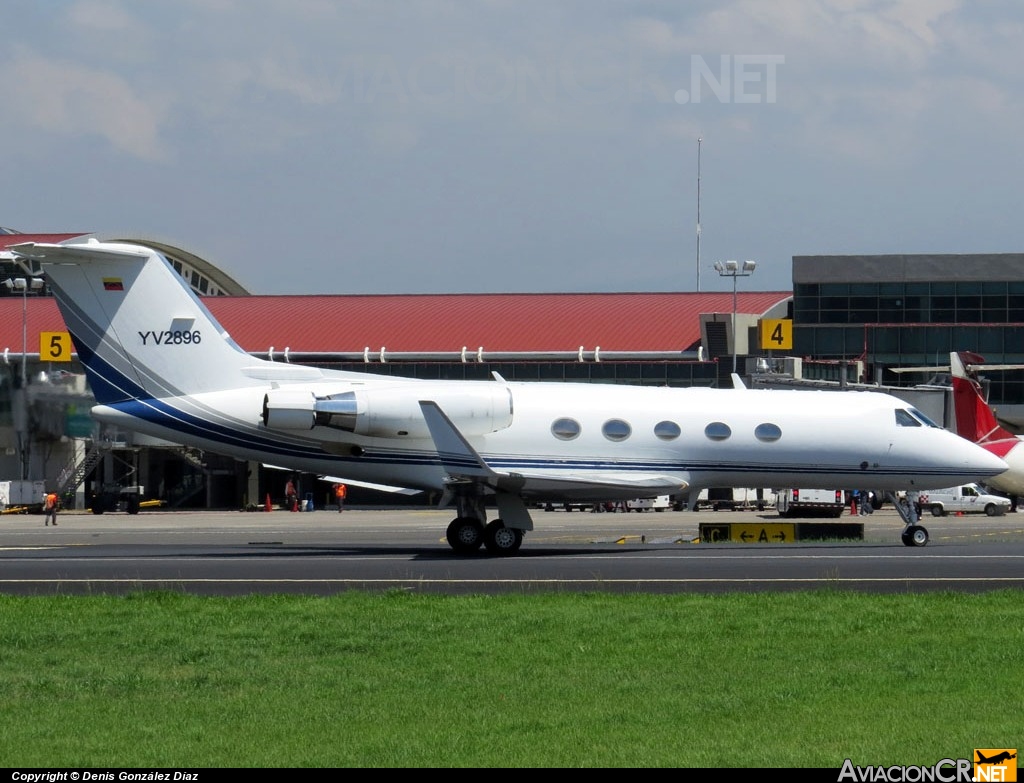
(967, 440, 1010, 478)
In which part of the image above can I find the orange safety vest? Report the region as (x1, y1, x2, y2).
(335, 484, 347, 498)
(45, 493, 57, 510)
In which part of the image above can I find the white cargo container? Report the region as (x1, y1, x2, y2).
(0, 480, 47, 510)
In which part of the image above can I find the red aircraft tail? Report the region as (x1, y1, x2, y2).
(950, 351, 1019, 449)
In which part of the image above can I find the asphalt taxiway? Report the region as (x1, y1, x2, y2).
(1, 506, 1023, 595)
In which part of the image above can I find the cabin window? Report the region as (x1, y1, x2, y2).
(705, 421, 731, 441)
(754, 423, 782, 442)
(602, 419, 632, 442)
(895, 409, 922, 427)
(654, 420, 681, 441)
(551, 417, 581, 440)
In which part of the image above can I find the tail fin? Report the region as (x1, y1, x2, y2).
(950, 351, 1018, 445)
(10, 239, 297, 403)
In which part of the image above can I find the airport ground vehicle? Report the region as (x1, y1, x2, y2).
(88, 484, 146, 514)
(687, 487, 776, 511)
(918, 484, 1010, 517)
(776, 488, 845, 518)
(546, 495, 671, 512)
(625, 495, 671, 512)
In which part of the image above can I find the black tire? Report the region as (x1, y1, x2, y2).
(127, 496, 141, 515)
(446, 517, 484, 554)
(930, 505, 944, 517)
(902, 525, 929, 547)
(483, 520, 523, 556)
(984, 504, 1000, 517)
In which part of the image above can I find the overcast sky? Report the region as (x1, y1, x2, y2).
(2, 1, 1021, 295)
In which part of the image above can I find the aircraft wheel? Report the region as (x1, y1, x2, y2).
(483, 520, 523, 556)
(446, 517, 484, 554)
(901, 525, 929, 547)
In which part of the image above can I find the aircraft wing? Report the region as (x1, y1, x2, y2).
(418, 400, 687, 498)
(319, 476, 423, 495)
(484, 471, 687, 499)
(263, 464, 422, 495)
(888, 365, 951, 375)
(891, 361, 1024, 375)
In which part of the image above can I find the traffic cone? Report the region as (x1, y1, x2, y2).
(264, 493, 272, 512)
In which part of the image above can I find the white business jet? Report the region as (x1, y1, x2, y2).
(11, 240, 1008, 553)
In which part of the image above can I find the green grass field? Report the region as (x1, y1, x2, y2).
(0, 590, 1020, 768)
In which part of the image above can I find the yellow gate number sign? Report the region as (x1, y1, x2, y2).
(40, 331, 73, 362)
(759, 319, 792, 351)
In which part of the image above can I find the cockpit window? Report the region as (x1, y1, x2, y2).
(895, 409, 921, 427)
(908, 407, 941, 428)
(895, 409, 922, 427)
(896, 408, 941, 428)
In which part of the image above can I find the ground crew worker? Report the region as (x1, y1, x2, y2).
(334, 482, 347, 512)
(285, 477, 298, 512)
(43, 491, 59, 527)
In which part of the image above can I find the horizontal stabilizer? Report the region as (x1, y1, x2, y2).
(10, 238, 150, 264)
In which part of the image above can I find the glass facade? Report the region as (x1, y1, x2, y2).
(793, 280, 1024, 406)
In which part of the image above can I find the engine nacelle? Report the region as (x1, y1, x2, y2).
(262, 384, 513, 438)
(262, 389, 317, 430)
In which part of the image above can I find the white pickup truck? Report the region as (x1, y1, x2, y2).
(918, 484, 1011, 517)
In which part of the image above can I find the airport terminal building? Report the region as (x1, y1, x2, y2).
(2, 227, 1023, 510)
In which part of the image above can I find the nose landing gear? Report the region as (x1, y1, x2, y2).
(887, 491, 929, 547)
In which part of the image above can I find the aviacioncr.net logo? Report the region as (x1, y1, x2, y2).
(838, 758, 972, 782)
(974, 749, 1017, 782)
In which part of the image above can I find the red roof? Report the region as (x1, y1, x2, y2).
(0, 233, 90, 250)
(0, 291, 790, 356)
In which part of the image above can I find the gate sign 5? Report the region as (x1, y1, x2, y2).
(759, 319, 792, 351)
(40, 331, 73, 362)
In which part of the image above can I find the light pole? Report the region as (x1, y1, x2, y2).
(3, 276, 44, 479)
(713, 259, 757, 375)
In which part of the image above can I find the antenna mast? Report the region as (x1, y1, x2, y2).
(696, 136, 702, 292)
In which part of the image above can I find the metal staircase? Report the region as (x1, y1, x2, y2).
(56, 442, 102, 507)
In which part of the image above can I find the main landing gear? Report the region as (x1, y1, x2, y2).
(445, 517, 524, 555)
(886, 491, 929, 547)
(443, 486, 529, 556)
